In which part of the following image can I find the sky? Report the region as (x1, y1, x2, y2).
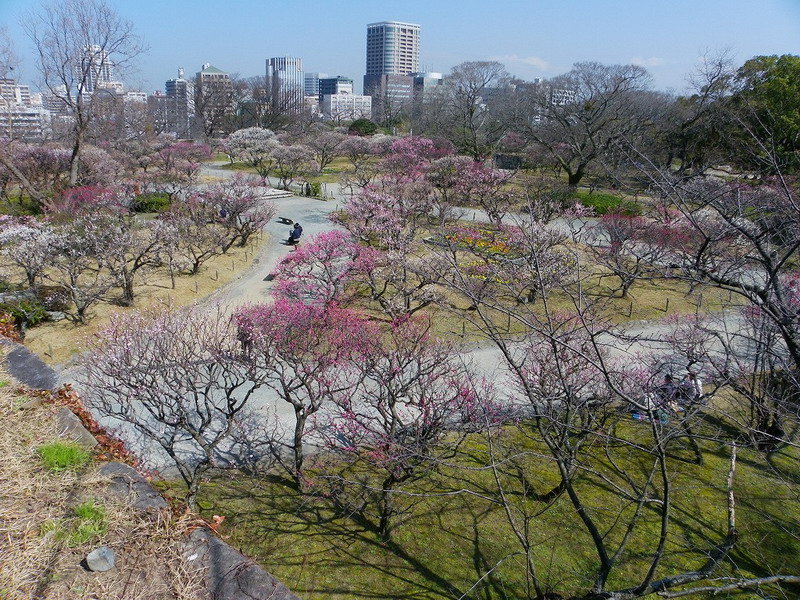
(1, 0, 799, 95)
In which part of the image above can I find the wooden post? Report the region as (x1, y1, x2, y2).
(194, 280, 198, 293)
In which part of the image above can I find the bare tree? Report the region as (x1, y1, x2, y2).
(443, 61, 513, 160)
(79, 304, 264, 508)
(24, 0, 145, 186)
(517, 62, 653, 187)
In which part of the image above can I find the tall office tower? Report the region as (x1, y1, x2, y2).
(266, 57, 305, 114)
(194, 63, 234, 137)
(365, 21, 420, 77)
(165, 67, 191, 137)
(364, 21, 420, 124)
(80, 44, 115, 95)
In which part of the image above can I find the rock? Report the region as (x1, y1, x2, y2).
(98, 462, 168, 512)
(1, 341, 59, 390)
(86, 546, 116, 572)
(46, 311, 67, 322)
(56, 407, 98, 449)
(184, 529, 301, 600)
(19, 397, 44, 410)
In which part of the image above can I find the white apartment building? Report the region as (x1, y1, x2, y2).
(321, 94, 372, 122)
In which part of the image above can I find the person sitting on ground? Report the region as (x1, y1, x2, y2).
(678, 371, 704, 405)
(287, 222, 303, 245)
(655, 374, 681, 413)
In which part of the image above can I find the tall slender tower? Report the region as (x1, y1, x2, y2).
(364, 21, 420, 124)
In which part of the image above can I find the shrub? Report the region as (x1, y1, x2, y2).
(576, 190, 642, 216)
(348, 118, 378, 136)
(0, 298, 48, 328)
(133, 192, 171, 213)
(37, 441, 91, 472)
(36, 285, 71, 312)
(309, 182, 322, 197)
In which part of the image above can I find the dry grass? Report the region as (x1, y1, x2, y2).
(0, 369, 208, 599)
(7, 236, 265, 367)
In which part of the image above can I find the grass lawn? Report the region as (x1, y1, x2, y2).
(173, 419, 800, 599)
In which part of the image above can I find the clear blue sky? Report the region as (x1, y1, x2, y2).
(2, 0, 799, 94)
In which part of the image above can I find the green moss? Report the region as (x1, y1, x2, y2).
(179, 423, 800, 599)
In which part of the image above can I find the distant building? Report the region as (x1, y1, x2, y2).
(79, 44, 119, 96)
(364, 21, 420, 124)
(266, 57, 305, 114)
(165, 67, 192, 137)
(318, 76, 353, 102)
(304, 72, 328, 98)
(0, 78, 49, 140)
(147, 90, 170, 134)
(321, 94, 372, 122)
(194, 63, 234, 137)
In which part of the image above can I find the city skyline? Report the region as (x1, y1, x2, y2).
(1, 0, 799, 96)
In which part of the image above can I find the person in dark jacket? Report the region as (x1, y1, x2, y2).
(287, 222, 303, 245)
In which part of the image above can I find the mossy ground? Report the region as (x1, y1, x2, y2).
(166, 416, 800, 599)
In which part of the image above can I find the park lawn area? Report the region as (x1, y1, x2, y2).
(308, 156, 353, 184)
(173, 421, 800, 600)
(14, 234, 266, 366)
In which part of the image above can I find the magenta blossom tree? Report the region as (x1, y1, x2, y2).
(235, 299, 374, 481)
(273, 230, 378, 307)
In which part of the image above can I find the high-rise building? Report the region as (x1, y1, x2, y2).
(266, 57, 304, 114)
(165, 67, 191, 137)
(304, 72, 328, 98)
(364, 21, 420, 124)
(365, 21, 420, 78)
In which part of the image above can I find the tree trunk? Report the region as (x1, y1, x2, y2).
(68, 128, 85, 187)
(120, 269, 135, 307)
(378, 475, 397, 542)
(292, 408, 307, 480)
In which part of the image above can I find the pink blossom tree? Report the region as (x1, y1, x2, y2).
(162, 197, 227, 275)
(0, 216, 56, 287)
(270, 144, 317, 191)
(235, 299, 373, 481)
(196, 174, 276, 251)
(45, 212, 120, 323)
(318, 315, 481, 541)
